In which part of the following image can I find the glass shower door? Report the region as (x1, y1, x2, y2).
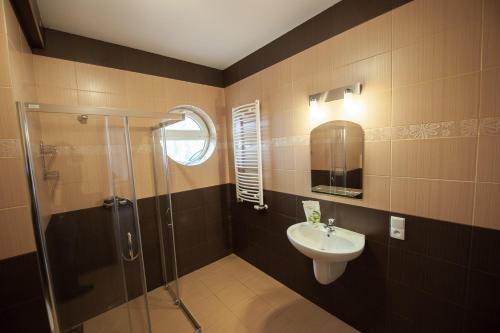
(151, 127, 179, 298)
(20, 108, 151, 333)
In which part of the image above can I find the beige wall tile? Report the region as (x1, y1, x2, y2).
(170, 152, 225, 194)
(0, 139, 20, 158)
(191, 84, 225, 118)
(312, 39, 334, 93)
(76, 63, 126, 94)
(0, 157, 28, 209)
(39, 113, 106, 146)
(474, 182, 500, 230)
(14, 0, 499, 238)
(483, 0, 500, 69)
(359, 90, 391, 129)
(3, 0, 21, 48)
(293, 144, 310, 172)
(0, 87, 19, 138)
(291, 47, 315, 84)
(480, 67, 500, 118)
(36, 85, 78, 106)
(0, 34, 11, 87)
(0, 206, 36, 260)
(29, 55, 229, 213)
(393, 72, 480, 125)
(271, 169, 295, 194)
(78, 90, 127, 109)
(265, 84, 293, 115)
(392, 138, 477, 181)
(290, 80, 315, 136)
(293, 170, 311, 197)
(126, 95, 158, 113)
(270, 110, 294, 139)
(34, 55, 77, 89)
(222, 0, 498, 231)
(50, 181, 111, 213)
(364, 141, 390, 176)
(332, 12, 391, 69)
(332, 52, 391, 94)
(261, 58, 292, 93)
(0, 1, 4, 36)
(392, 0, 482, 50)
(270, 144, 295, 171)
(391, 178, 474, 224)
(52, 152, 108, 185)
(124, 71, 157, 99)
(392, 23, 481, 88)
(477, 135, 500, 182)
(132, 151, 155, 199)
(363, 175, 390, 210)
(17, 29, 34, 85)
(161, 78, 193, 108)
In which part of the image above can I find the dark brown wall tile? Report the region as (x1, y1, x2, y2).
(33, 29, 225, 87)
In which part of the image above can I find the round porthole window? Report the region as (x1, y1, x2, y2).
(163, 105, 216, 166)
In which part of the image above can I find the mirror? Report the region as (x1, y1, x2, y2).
(310, 120, 363, 199)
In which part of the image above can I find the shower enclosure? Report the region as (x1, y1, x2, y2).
(17, 102, 200, 333)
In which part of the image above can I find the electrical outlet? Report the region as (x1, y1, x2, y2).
(390, 216, 405, 240)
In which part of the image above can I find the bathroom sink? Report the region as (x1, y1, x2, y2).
(287, 222, 365, 284)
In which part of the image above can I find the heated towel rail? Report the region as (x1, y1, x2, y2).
(232, 100, 267, 210)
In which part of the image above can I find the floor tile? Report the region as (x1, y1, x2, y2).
(83, 254, 357, 333)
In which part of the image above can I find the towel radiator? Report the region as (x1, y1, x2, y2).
(232, 100, 267, 210)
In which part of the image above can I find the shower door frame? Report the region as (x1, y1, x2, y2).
(151, 126, 202, 332)
(16, 102, 183, 333)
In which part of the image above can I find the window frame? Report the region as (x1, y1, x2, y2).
(165, 105, 217, 166)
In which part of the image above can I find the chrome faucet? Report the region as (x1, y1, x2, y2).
(325, 218, 336, 234)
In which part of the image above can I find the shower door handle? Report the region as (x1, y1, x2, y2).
(165, 207, 173, 227)
(123, 232, 139, 262)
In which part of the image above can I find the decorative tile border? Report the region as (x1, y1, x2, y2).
(245, 118, 497, 146)
(366, 119, 483, 142)
(365, 127, 392, 141)
(479, 117, 500, 136)
(0, 139, 21, 158)
(391, 119, 478, 140)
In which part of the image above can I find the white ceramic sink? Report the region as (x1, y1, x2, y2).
(287, 222, 365, 284)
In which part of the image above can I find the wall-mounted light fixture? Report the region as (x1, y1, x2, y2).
(309, 82, 362, 112)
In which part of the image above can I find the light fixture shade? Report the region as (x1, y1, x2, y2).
(309, 98, 319, 112)
(344, 88, 354, 109)
(309, 83, 362, 106)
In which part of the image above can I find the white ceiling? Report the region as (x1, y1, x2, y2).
(37, 0, 340, 69)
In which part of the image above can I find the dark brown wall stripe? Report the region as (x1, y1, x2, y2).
(230, 186, 500, 332)
(223, 0, 414, 86)
(32, 29, 225, 88)
(0, 184, 232, 331)
(22, 0, 414, 88)
(9, 0, 44, 48)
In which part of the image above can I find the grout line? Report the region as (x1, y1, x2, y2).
(387, 8, 394, 283)
(471, 0, 487, 230)
(393, 70, 483, 91)
(465, 0, 488, 304)
(0, 204, 29, 212)
(474, 181, 500, 185)
(390, 176, 475, 183)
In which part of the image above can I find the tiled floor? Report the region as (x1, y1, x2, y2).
(84, 254, 358, 333)
(179, 254, 358, 333)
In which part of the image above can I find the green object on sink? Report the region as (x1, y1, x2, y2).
(302, 200, 321, 224)
(310, 210, 321, 223)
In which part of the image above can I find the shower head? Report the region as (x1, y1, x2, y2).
(77, 114, 88, 124)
